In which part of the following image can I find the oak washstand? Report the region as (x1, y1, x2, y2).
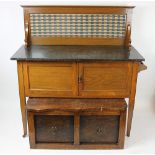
(11, 6, 146, 149)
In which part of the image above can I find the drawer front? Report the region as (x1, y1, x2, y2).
(80, 115, 119, 143)
(23, 62, 78, 97)
(79, 62, 132, 97)
(35, 115, 74, 143)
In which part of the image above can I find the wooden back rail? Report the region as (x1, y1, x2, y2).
(22, 6, 134, 47)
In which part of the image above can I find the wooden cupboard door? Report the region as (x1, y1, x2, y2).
(23, 62, 78, 97)
(79, 62, 133, 97)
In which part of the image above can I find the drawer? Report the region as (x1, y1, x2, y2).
(80, 115, 119, 143)
(34, 115, 74, 143)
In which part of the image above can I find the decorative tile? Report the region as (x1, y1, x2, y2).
(30, 14, 126, 38)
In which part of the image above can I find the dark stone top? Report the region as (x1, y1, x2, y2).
(11, 45, 145, 62)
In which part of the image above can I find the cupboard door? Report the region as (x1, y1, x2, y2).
(79, 62, 132, 97)
(23, 62, 78, 97)
(80, 115, 119, 143)
(35, 115, 74, 143)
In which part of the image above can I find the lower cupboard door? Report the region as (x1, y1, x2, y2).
(34, 115, 74, 143)
(80, 115, 120, 143)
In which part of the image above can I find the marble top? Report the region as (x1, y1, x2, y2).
(11, 45, 144, 62)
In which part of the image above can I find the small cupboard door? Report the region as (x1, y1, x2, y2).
(78, 62, 132, 97)
(35, 115, 74, 143)
(80, 115, 119, 143)
(23, 62, 78, 97)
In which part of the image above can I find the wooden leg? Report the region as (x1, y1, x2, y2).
(127, 98, 135, 137)
(127, 62, 139, 137)
(28, 112, 35, 147)
(17, 61, 27, 137)
(118, 110, 127, 148)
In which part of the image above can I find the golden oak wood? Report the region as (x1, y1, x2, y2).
(23, 9, 31, 47)
(127, 62, 139, 136)
(124, 24, 131, 48)
(31, 37, 125, 46)
(22, 61, 134, 98)
(27, 112, 35, 147)
(18, 59, 139, 139)
(23, 62, 78, 97)
(17, 62, 27, 137)
(22, 5, 134, 14)
(13, 6, 146, 147)
(78, 62, 132, 97)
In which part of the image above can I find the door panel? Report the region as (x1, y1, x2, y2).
(79, 62, 133, 97)
(23, 62, 78, 97)
(35, 115, 74, 143)
(80, 115, 119, 143)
